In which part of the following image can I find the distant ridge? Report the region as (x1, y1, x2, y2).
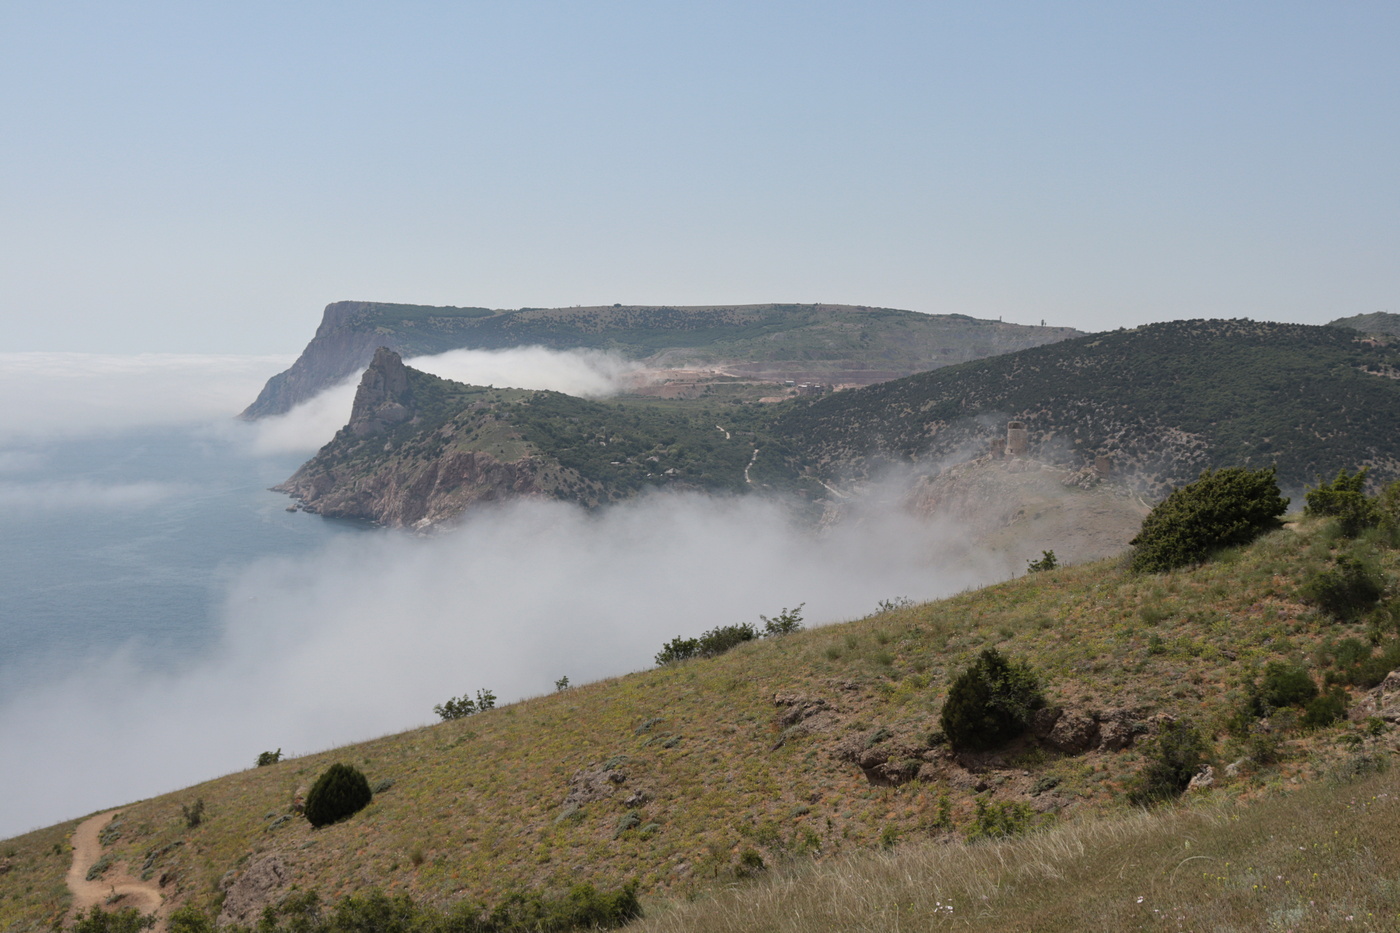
(241, 301, 1082, 418)
(773, 318, 1400, 496)
(1330, 311, 1400, 337)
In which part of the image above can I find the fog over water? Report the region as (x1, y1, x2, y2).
(0, 350, 1004, 839)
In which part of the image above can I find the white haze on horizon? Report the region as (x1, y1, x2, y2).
(0, 352, 294, 441)
(0, 489, 1014, 840)
(0, 346, 640, 452)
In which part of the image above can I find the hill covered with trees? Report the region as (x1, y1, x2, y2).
(772, 319, 1400, 496)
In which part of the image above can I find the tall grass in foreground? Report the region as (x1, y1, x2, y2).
(636, 761, 1400, 932)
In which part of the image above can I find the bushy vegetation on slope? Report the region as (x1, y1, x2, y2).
(1129, 466, 1289, 572)
(769, 319, 1400, 494)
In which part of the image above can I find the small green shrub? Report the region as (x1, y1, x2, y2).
(939, 648, 1046, 751)
(1322, 638, 1400, 688)
(73, 907, 156, 933)
(1129, 719, 1207, 805)
(1300, 555, 1385, 621)
(760, 603, 805, 636)
(256, 749, 282, 767)
(655, 623, 758, 665)
(181, 798, 205, 829)
(434, 688, 497, 721)
(1026, 550, 1059, 573)
(1302, 688, 1348, 729)
(304, 763, 373, 828)
(965, 797, 1036, 840)
(1254, 660, 1319, 713)
(1306, 467, 1379, 538)
(1129, 467, 1288, 573)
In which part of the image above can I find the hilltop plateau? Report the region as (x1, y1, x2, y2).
(240, 301, 1082, 418)
(6, 507, 1400, 932)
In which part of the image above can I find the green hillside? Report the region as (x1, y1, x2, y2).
(771, 318, 1400, 496)
(5, 511, 1400, 931)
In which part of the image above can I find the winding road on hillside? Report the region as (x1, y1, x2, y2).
(67, 811, 165, 928)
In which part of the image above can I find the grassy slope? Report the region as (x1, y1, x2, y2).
(637, 766, 1400, 932)
(771, 318, 1400, 495)
(4, 519, 1399, 930)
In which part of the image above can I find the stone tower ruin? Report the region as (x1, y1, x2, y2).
(1006, 421, 1028, 458)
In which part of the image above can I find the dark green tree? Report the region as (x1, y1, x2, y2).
(1128, 719, 1207, 805)
(1130, 466, 1289, 572)
(939, 648, 1045, 751)
(303, 763, 373, 828)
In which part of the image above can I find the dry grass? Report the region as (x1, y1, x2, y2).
(2, 519, 1398, 931)
(637, 764, 1400, 932)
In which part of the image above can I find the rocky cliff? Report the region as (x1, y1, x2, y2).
(275, 349, 603, 528)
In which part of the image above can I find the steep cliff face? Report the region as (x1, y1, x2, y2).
(275, 349, 598, 528)
(241, 302, 393, 419)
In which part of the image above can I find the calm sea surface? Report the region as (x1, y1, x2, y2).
(0, 426, 363, 700)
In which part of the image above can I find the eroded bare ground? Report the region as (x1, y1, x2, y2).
(67, 811, 165, 930)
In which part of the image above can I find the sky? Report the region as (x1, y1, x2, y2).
(3, 1, 1396, 355)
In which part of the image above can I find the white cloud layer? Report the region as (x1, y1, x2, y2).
(0, 353, 292, 441)
(245, 346, 643, 454)
(0, 490, 1010, 839)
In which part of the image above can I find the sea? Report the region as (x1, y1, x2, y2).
(0, 426, 366, 701)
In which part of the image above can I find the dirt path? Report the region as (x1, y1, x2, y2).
(67, 811, 165, 927)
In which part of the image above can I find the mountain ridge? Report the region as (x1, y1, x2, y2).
(241, 301, 1082, 418)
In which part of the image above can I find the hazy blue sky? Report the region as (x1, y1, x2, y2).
(2, 1, 1396, 353)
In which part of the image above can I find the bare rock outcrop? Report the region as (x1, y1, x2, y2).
(1032, 706, 1147, 753)
(834, 729, 924, 786)
(348, 347, 413, 436)
(1355, 669, 1400, 722)
(218, 855, 289, 928)
(564, 762, 628, 807)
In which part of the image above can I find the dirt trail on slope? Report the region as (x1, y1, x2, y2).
(67, 811, 165, 928)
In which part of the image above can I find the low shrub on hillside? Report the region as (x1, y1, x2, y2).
(1306, 467, 1380, 538)
(176, 881, 640, 933)
(1322, 637, 1400, 688)
(939, 648, 1045, 752)
(1252, 660, 1319, 714)
(1128, 719, 1207, 806)
(654, 622, 765, 665)
(1129, 467, 1288, 573)
(435, 688, 497, 721)
(1302, 687, 1348, 729)
(1300, 555, 1385, 621)
(304, 763, 373, 829)
(73, 906, 155, 933)
(760, 603, 805, 636)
